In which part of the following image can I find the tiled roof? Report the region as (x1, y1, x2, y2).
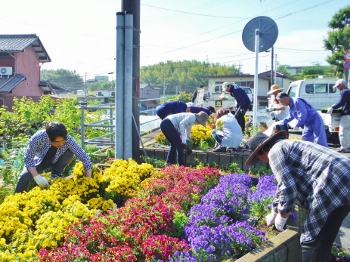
(0, 34, 51, 63)
(0, 74, 26, 93)
(258, 70, 296, 80)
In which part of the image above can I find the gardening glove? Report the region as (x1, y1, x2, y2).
(266, 108, 274, 113)
(275, 213, 288, 231)
(327, 107, 333, 114)
(33, 175, 49, 187)
(181, 136, 188, 144)
(266, 210, 278, 226)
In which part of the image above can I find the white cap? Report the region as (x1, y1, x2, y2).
(334, 79, 346, 88)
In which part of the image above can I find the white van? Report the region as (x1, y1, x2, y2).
(286, 78, 339, 110)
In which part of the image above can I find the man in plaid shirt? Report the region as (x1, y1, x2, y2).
(15, 122, 92, 193)
(246, 131, 350, 262)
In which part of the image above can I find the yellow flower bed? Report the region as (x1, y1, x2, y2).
(0, 158, 155, 261)
(190, 124, 213, 147)
(155, 124, 214, 148)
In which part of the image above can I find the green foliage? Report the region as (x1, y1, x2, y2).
(0, 96, 53, 140)
(49, 98, 82, 135)
(323, 6, 350, 78)
(250, 198, 273, 221)
(140, 60, 239, 94)
(248, 167, 273, 176)
(174, 91, 193, 102)
(87, 81, 115, 92)
(172, 211, 189, 238)
(41, 68, 84, 91)
(140, 156, 166, 168)
(225, 162, 243, 174)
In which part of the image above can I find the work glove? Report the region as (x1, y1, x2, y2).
(266, 108, 274, 113)
(33, 175, 49, 187)
(327, 107, 333, 114)
(275, 213, 288, 231)
(181, 136, 188, 144)
(266, 210, 278, 226)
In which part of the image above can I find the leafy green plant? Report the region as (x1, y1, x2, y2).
(140, 156, 166, 168)
(248, 167, 273, 176)
(173, 211, 189, 238)
(225, 162, 243, 174)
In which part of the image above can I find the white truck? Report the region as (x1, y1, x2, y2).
(284, 78, 341, 136)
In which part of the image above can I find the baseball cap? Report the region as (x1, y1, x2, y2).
(334, 79, 346, 88)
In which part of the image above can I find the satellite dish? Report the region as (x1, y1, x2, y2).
(242, 16, 278, 52)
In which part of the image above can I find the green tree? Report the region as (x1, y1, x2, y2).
(323, 6, 350, 83)
(140, 60, 239, 94)
(277, 65, 290, 76)
(41, 69, 84, 91)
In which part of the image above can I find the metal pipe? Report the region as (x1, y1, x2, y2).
(253, 29, 260, 127)
(80, 102, 87, 149)
(124, 11, 133, 159)
(116, 12, 125, 159)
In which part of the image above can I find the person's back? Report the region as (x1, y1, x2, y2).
(219, 114, 243, 148)
(188, 105, 215, 116)
(156, 101, 187, 119)
(230, 85, 250, 106)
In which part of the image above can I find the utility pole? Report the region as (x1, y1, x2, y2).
(163, 80, 167, 103)
(121, 0, 140, 161)
(270, 46, 274, 85)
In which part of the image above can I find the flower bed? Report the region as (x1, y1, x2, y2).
(0, 159, 283, 261)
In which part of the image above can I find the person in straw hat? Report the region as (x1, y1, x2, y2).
(246, 131, 350, 262)
(160, 111, 208, 166)
(266, 84, 289, 121)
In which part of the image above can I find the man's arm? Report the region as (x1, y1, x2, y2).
(85, 169, 92, 178)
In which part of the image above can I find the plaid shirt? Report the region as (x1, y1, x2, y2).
(269, 139, 350, 243)
(24, 130, 92, 171)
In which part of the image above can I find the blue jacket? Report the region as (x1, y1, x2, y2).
(156, 101, 187, 119)
(228, 85, 251, 108)
(332, 88, 350, 116)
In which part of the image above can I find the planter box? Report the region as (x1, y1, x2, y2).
(140, 148, 269, 170)
(227, 206, 304, 262)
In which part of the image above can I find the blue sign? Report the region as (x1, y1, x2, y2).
(344, 61, 350, 70)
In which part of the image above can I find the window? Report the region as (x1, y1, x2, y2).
(305, 84, 314, 94)
(314, 84, 327, 94)
(329, 84, 336, 93)
(288, 85, 297, 98)
(214, 85, 222, 93)
(146, 90, 151, 94)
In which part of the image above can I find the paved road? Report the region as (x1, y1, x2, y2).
(288, 130, 350, 251)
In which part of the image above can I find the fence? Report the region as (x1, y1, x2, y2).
(80, 99, 161, 149)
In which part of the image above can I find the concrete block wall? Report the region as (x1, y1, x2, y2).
(140, 148, 270, 170)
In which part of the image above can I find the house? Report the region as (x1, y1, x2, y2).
(139, 84, 161, 114)
(285, 66, 303, 75)
(95, 90, 115, 103)
(0, 34, 71, 110)
(205, 71, 295, 107)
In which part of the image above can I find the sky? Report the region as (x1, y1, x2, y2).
(1, 0, 349, 81)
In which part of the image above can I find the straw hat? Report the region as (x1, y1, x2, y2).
(267, 84, 284, 95)
(195, 111, 208, 127)
(245, 131, 289, 166)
